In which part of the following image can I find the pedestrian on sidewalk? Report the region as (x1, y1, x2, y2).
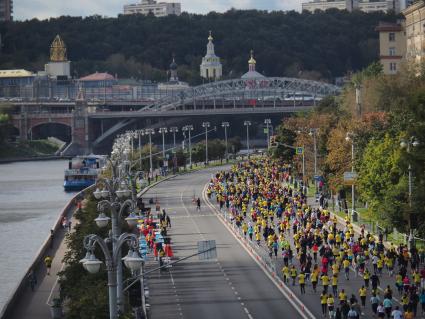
(27, 269, 37, 291)
(44, 255, 53, 275)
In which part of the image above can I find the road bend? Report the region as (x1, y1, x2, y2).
(143, 167, 306, 319)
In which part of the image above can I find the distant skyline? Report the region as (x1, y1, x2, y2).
(15, 0, 302, 21)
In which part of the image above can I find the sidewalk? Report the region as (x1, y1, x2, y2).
(6, 207, 76, 319)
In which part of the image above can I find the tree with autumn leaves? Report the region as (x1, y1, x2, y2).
(272, 62, 425, 235)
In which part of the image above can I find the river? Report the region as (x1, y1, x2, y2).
(0, 160, 74, 313)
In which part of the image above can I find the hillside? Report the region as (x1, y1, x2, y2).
(0, 9, 398, 84)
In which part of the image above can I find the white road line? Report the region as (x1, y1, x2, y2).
(203, 183, 315, 319)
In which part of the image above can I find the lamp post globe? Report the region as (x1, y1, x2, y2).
(84, 254, 103, 274)
(125, 212, 140, 228)
(101, 189, 110, 199)
(122, 251, 144, 272)
(94, 188, 102, 200)
(95, 213, 111, 228)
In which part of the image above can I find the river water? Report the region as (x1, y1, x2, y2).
(0, 160, 74, 313)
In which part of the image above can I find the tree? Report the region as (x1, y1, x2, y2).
(271, 126, 296, 162)
(357, 134, 405, 228)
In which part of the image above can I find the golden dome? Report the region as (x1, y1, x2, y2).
(208, 30, 213, 42)
(248, 50, 256, 65)
(50, 34, 67, 62)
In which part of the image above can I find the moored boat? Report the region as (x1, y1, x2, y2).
(63, 155, 107, 191)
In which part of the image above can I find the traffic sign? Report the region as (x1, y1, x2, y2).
(343, 171, 358, 185)
(198, 240, 217, 260)
(296, 147, 304, 155)
(263, 128, 268, 134)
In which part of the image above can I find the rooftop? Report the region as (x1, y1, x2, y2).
(0, 69, 33, 78)
(375, 21, 404, 32)
(80, 72, 116, 81)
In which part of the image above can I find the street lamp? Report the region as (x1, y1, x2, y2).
(169, 126, 178, 150)
(244, 120, 251, 158)
(137, 130, 144, 169)
(82, 233, 143, 319)
(264, 119, 271, 150)
(400, 136, 420, 249)
(169, 127, 179, 173)
(222, 122, 230, 162)
(182, 125, 193, 168)
(159, 127, 168, 174)
(345, 132, 357, 222)
(202, 122, 210, 165)
(309, 128, 319, 180)
(144, 128, 155, 178)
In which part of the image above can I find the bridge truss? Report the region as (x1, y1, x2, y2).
(142, 77, 341, 112)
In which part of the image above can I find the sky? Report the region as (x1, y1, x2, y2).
(15, 0, 302, 21)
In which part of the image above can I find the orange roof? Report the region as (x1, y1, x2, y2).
(80, 72, 115, 81)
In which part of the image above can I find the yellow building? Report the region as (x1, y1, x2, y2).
(375, 21, 406, 74)
(403, 1, 425, 65)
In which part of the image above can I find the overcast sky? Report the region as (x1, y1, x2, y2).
(15, 0, 302, 21)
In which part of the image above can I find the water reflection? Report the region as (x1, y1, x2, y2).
(0, 160, 74, 312)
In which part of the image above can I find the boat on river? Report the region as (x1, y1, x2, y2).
(63, 155, 107, 191)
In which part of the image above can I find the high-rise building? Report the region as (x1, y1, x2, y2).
(302, 0, 401, 13)
(200, 31, 222, 80)
(123, 0, 181, 17)
(375, 21, 406, 74)
(0, 0, 13, 21)
(403, 1, 425, 65)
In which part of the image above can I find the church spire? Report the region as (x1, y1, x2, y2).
(200, 31, 222, 80)
(248, 50, 256, 72)
(169, 53, 178, 82)
(50, 34, 67, 62)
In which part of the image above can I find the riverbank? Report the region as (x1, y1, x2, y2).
(0, 140, 61, 163)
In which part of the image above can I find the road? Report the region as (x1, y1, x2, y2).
(142, 167, 305, 319)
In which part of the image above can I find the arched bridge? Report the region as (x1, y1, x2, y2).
(93, 77, 340, 146)
(141, 77, 340, 112)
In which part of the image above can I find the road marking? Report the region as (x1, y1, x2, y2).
(203, 183, 315, 319)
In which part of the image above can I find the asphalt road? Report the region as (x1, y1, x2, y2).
(143, 167, 304, 319)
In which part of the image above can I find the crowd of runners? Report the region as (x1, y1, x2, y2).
(207, 158, 425, 319)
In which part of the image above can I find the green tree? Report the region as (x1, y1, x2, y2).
(271, 126, 296, 162)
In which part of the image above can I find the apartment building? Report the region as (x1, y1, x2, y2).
(123, 0, 181, 17)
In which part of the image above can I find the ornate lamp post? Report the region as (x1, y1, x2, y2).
(221, 122, 230, 162)
(81, 233, 143, 319)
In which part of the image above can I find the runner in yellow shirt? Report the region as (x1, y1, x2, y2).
(298, 272, 306, 294)
(359, 285, 367, 308)
(321, 274, 329, 294)
(320, 292, 328, 317)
